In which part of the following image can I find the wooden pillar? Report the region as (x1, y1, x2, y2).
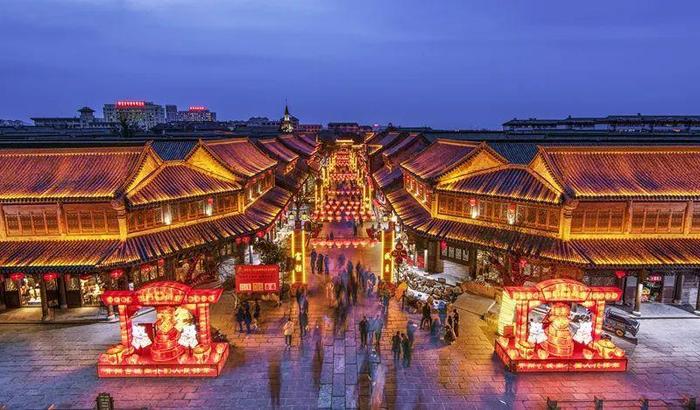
(468, 247, 478, 278)
(0, 279, 6, 311)
(694, 274, 700, 315)
(633, 271, 644, 316)
(117, 305, 132, 346)
(673, 272, 684, 304)
(39, 277, 50, 321)
(426, 240, 444, 274)
(58, 273, 68, 309)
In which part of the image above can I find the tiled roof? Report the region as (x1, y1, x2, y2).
(278, 135, 317, 157)
(0, 240, 120, 270)
(386, 188, 700, 268)
(386, 189, 585, 264)
(438, 166, 562, 204)
(401, 139, 479, 181)
(540, 146, 700, 199)
(151, 140, 197, 161)
(297, 133, 319, 148)
(204, 139, 277, 178)
(487, 142, 539, 164)
(0, 146, 147, 201)
(372, 165, 402, 191)
(127, 163, 241, 206)
(256, 138, 299, 163)
(571, 239, 700, 267)
(366, 131, 401, 147)
(382, 134, 420, 158)
(105, 186, 293, 266)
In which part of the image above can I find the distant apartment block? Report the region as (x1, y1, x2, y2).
(503, 114, 700, 133)
(103, 101, 165, 130)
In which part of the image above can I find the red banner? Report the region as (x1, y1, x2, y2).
(235, 265, 280, 293)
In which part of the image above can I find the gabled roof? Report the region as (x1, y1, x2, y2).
(151, 140, 197, 161)
(0, 145, 149, 201)
(535, 146, 700, 200)
(400, 139, 480, 181)
(202, 138, 277, 178)
(127, 163, 241, 206)
(438, 165, 563, 204)
(256, 138, 299, 164)
(277, 134, 317, 157)
(296, 133, 319, 148)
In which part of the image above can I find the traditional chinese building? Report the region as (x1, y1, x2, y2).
(381, 138, 700, 314)
(0, 135, 317, 320)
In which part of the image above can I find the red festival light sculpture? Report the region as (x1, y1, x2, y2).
(98, 281, 228, 378)
(495, 278, 627, 373)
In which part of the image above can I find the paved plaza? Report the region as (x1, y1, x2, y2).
(0, 246, 699, 410)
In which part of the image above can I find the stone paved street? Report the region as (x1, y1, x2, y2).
(0, 264, 699, 409)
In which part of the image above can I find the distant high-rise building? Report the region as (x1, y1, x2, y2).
(165, 105, 178, 122)
(177, 106, 217, 122)
(103, 101, 165, 130)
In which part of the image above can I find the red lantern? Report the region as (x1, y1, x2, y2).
(207, 197, 214, 205)
(80, 273, 92, 281)
(10, 272, 24, 281)
(256, 231, 265, 238)
(469, 198, 477, 207)
(440, 240, 448, 252)
(109, 269, 124, 279)
(518, 258, 528, 270)
(614, 270, 626, 279)
(140, 264, 152, 273)
(235, 237, 242, 245)
(242, 236, 250, 245)
(157, 258, 165, 267)
(43, 272, 58, 282)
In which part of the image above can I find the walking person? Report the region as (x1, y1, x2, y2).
(244, 303, 252, 334)
(359, 316, 369, 348)
(283, 317, 294, 347)
(452, 309, 460, 337)
(391, 331, 401, 362)
(299, 308, 308, 338)
(401, 333, 411, 367)
(310, 248, 317, 275)
(374, 313, 384, 350)
(235, 305, 245, 333)
(317, 254, 324, 277)
(407, 320, 418, 346)
(420, 302, 432, 330)
(253, 300, 261, 322)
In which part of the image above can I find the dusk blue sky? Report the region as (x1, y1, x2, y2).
(1, 0, 699, 129)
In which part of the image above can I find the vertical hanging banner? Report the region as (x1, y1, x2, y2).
(235, 265, 280, 293)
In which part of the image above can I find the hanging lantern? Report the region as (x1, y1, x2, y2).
(140, 264, 152, 273)
(235, 237, 242, 245)
(507, 203, 517, 225)
(80, 273, 93, 281)
(469, 198, 479, 219)
(10, 272, 25, 281)
(519, 257, 528, 270)
(109, 269, 124, 279)
(43, 272, 58, 282)
(614, 270, 626, 279)
(440, 240, 448, 252)
(242, 236, 251, 245)
(256, 231, 265, 238)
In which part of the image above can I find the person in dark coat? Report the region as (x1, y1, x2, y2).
(235, 305, 245, 332)
(452, 309, 460, 337)
(316, 254, 324, 276)
(253, 300, 261, 321)
(420, 302, 432, 330)
(244, 304, 252, 334)
(401, 333, 411, 367)
(359, 316, 369, 348)
(391, 331, 401, 362)
(310, 249, 317, 274)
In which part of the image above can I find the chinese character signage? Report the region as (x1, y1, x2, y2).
(235, 265, 280, 293)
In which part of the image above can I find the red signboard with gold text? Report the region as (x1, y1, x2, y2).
(235, 265, 280, 293)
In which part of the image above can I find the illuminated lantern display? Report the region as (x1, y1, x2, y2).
(380, 224, 395, 283)
(290, 225, 306, 284)
(43, 272, 58, 282)
(98, 281, 228, 378)
(495, 278, 626, 373)
(10, 272, 25, 281)
(614, 270, 626, 279)
(469, 198, 479, 219)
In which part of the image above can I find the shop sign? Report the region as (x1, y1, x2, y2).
(647, 275, 663, 282)
(235, 265, 279, 293)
